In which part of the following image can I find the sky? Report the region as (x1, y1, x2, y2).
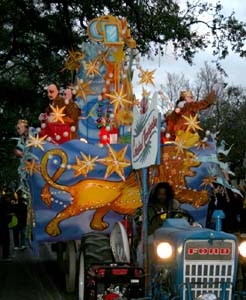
(132, 0, 246, 95)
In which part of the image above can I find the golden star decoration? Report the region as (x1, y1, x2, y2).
(111, 45, 125, 63)
(96, 49, 109, 67)
(23, 158, 40, 176)
(173, 137, 187, 156)
(62, 50, 85, 73)
(97, 144, 131, 181)
(183, 114, 203, 132)
(73, 79, 95, 102)
(138, 68, 155, 86)
(84, 59, 101, 77)
(71, 152, 98, 177)
(105, 86, 132, 114)
(49, 105, 66, 123)
(26, 134, 47, 151)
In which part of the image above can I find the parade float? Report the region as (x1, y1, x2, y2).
(15, 15, 246, 300)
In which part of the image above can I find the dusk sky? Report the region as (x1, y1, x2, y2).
(133, 0, 246, 95)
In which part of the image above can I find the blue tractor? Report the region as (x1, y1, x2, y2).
(77, 208, 246, 300)
(144, 209, 246, 300)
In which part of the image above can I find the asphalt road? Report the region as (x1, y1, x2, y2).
(0, 240, 77, 300)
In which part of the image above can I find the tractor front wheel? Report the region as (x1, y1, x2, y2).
(78, 233, 114, 300)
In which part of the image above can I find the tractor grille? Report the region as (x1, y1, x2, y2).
(183, 239, 236, 300)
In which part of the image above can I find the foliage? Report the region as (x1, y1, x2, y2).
(213, 87, 246, 182)
(1, 0, 246, 86)
(1, 0, 246, 186)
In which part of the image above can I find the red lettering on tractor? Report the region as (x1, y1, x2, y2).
(188, 247, 231, 255)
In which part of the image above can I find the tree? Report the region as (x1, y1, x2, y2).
(215, 86, 246, 183)
(1, 0, 246, 186)
(1, 0, 246, 88)
(164, 72, 191, 103)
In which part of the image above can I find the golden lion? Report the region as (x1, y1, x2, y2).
(40, 148, 141, 236)
(40, 145, 208, 237)
(154, 145, 208, 207)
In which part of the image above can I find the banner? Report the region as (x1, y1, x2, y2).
(131, 92, 160, 169)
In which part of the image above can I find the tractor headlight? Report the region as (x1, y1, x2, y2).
(239, 241, 246, 258)
(156, 242, 173, 259)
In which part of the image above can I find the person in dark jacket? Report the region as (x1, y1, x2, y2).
(0, 191, 14, 260)
(12, 192, 28, 250)
(206, 183, 226, 229)
(134, 182, 180, 267)
(134, 181, 180, 243)
(206, 183, 243, 233)
(147, 182, 180, 234)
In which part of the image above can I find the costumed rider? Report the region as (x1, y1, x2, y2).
(15, 119, 34, 157)
(14, 119, 36, 246)
(165, 89, 216, 147)
(63, 87, 81, 139)
(39, 83, 81, 142)
(15, 119, 37, 192)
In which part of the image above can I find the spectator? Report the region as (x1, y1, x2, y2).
(12, 192, 28, 250)
(206, 183, 227, 229)
(224, 188, 243, 233)
(238, 185, 246, 233)
(206, 183, 243, 233)
(0, 190, 14, 261)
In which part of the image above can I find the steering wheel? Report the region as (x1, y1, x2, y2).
(149, 208, 194, 226)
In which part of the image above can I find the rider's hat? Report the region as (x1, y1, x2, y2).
(180, 90, 193, 98)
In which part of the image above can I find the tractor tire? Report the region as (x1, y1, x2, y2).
(80, 232, 114, 266)
(65, 241, 76, 293)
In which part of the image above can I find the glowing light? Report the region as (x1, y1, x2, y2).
(156, 242, 173, 259)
